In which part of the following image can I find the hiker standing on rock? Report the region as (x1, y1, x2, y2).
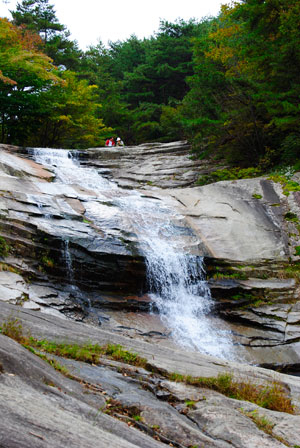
(105, 137, 116, 147)
(116, 137, 124, 147)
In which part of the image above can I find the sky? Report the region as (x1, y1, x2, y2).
(0, 0, 225, 49)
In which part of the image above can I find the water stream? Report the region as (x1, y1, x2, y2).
(31, 148, 236, 360)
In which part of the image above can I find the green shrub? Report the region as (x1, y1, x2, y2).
(0, 236, 9, 257)
(1, 318, 25, 343)
(41, 256, 55, 269)
(284, 212, 298, 222)
(197, 167, 262, 186)
(269, 174, 300, 196)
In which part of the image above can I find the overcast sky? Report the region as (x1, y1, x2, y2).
(0, 0, 225, 49)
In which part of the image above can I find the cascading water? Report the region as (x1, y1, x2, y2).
(31, 147, 236, 360)
(61, 238, 91, 314)
(32, 148, 113, 191)
(116, 194, 236, 360)
(62, 239, 75, 284)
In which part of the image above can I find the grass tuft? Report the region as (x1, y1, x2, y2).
(168, 372, 294, 414)
(103, 343, 147, 367)
(0, 317, 26, 343)
(242, 409, 289, 445)
(0, 318, 147, 370)
(1, 317, 295, 415)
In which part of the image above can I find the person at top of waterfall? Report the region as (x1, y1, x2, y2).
(116, 137, 124, 147)
(105, 137, 115, 147)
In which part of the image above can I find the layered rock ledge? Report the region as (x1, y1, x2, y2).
(1, 301, 300, 448)
(0, 142, 299, 369)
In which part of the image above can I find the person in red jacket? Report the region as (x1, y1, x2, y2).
(105, 137, 116, 147)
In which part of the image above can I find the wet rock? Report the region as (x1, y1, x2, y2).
(0, 143, 299, 368)
(0, 144, 53, 180)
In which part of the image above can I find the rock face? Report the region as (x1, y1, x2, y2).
(1, 301, 300, 448)
(79, 142, 300, 368)
(0, 142, 299, 370)
(0, 141, 300, 447)
(148, 179, 300, 367)
(82, 141, 207, 189)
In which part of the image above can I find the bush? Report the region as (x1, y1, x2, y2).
(0, 236, 9, 257)
(197, 167, 262, 186)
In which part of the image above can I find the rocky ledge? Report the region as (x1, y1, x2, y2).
(0, 142, 299, 370)
(81, 141, 209, 189)
(1, 301, 300, 448)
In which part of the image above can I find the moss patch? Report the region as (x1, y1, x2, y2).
(284, 212, 298, 222)
(0, 236, 10, 257)
(197, 167, 262, 186)
(269, 174, 300, 197)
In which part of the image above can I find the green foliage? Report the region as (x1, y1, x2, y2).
(242, 409, 289, 445)
(0, 262, 20, 274)
(32, 349, 71, 376)
(0, 236, 9, 257)
(1, 317, 25, 343)
(160, 105, 184, 142)
(31, 70, 110, 148)
(104, 343, 147, 367)
(211, 271, 248, 280)
(12, 0, 82, 70)
(0, 17, 61, 143)
(197, 167, 262, 186)
(26, 338, 148, 367)
(2, 0, 300, 156)
(185, 400, 196, 408)
(183, 0, 300, 168)
(268, 173, 300, 196)
(282, 262, 300, 281)
(133, 415, 142, 422)
(1, 317, 295, 416)
(31, 338, 102, 363)
(41, 255, 54, 268)
(168, 372, 294, 414)
(284, 212, 298, 223)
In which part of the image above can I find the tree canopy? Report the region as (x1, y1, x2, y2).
(0, 0, 299, 169)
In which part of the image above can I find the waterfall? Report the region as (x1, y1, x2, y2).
(31, 148, 113, 191)
(62, 239, 75, 285)
(116, 194, 236, 360)
(31, 147, 236, 360)
(62, 238, 91, 314)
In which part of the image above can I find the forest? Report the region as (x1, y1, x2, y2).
(0, 0, 299, 172)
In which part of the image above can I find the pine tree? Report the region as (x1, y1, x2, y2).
(11, 0, 82, 70)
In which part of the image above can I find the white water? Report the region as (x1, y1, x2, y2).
(32, 148, 114, 191)
(32, 147, 236, 360)
(116, 194, 236, 360)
